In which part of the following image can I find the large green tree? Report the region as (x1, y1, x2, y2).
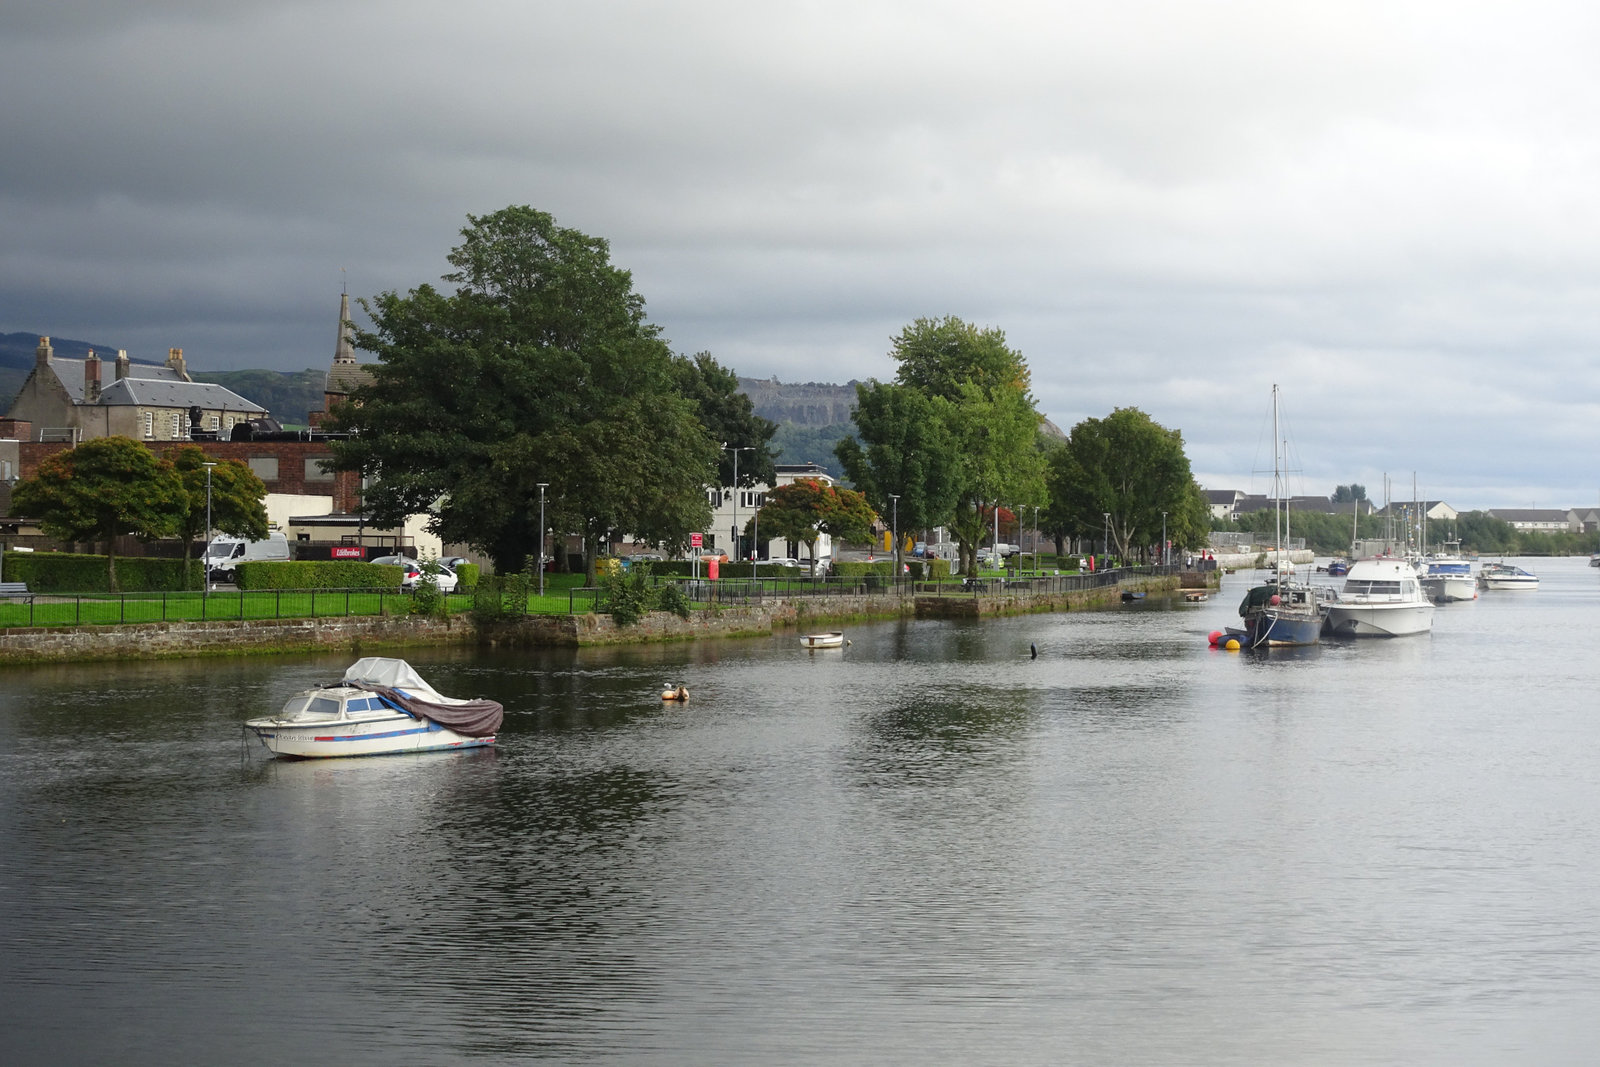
(329, 206, 717, 580)
(834, 383, 958, 570)
(846, 317, 1046, 578)
(11, 437, 187, 590)
(1048, 407, 1203, 560)
(168, 445, 269, 589)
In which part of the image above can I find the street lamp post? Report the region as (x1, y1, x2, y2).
(889, 493, 900, 582)
(1162, 511, 1168, 568)
(1103, 512, 1111, 565)
(723, 443, 754, 563)
(203, 462, 216, 599)
(1031, 505, 1040, 575)
(537, 482, 549, 597)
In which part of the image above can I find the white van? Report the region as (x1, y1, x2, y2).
(206, 531, 291, 581)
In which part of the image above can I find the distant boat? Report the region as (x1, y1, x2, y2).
(1419, 543, 1476, 603)
(801, 631, 845, 649)
(1325, 558, 1350, 576)
(1323, 557, 1435, 638)
(1478, 562, 1539, 590)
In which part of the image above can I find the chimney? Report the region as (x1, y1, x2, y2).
(167, 347, 188, 380)
(333, 292, 356, 365)
(84, 350, 101, 403)
(35, 336, 52, 367)
(115, 349, 130, 381)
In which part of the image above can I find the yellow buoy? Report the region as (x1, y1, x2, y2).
(1223, 638, 1241, 651)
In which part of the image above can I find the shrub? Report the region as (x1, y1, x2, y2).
(3, 551, 201, 592)
(452, 562, 480, 591)
(236, 561, 405, 590)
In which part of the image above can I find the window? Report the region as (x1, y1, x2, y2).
(208, 414, 220, 431)
(305, 456, 335, 482)
(248, 457, 279, 481)
(740, 490, 764, 509)
(143, 412, 154, 439)
(706, 489, 721, 507)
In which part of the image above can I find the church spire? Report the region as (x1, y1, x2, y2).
(333, 291, 356, 365)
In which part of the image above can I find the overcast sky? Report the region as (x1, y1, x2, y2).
(5, 1, 1599, 509)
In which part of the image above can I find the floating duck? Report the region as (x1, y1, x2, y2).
(661, 684, 689, 702)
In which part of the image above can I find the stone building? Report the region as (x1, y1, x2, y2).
(5, 337, 266, 444)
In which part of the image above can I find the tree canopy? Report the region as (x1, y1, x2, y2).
(841, 316, 1046, 577)
(328, 205, 717, 579)
(755, 479, 875, 568)
(1048, 407, 1206, 560)
(11, 437, 187, 590)
(671, 351, 778, 489)
(168, 445, 269, 589)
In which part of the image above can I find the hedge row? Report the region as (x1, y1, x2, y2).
(3, 551, 203, 593)
(235, 561, 407, 590)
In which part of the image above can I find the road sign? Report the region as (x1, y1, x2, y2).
(691, 532, 703, 548)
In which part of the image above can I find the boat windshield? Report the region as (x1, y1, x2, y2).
(278, 692, 345, 721)
(1344, 580, 1403, 595)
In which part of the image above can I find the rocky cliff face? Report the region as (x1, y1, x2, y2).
(737, 377, 858, 427)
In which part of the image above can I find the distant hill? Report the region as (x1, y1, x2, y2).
(739, 376, 858, 476)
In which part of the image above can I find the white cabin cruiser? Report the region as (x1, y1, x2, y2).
(1419, 556, 1476, 603)
(244, 658, 503, 759)
(1477, 562, 1540, 590)
(1323, 557, 1435, 637)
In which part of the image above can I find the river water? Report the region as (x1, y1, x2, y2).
(3, 558, 1600, 1065)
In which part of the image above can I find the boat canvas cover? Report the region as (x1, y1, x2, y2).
(343, 657, 504, 737)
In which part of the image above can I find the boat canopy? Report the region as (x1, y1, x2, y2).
(344, 657, 445, 701)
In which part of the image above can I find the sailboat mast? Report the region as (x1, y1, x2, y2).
(1273, 384, 1283, 565)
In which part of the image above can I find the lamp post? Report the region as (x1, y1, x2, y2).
(1031, 505, 1039, 575)
(1103, 512, 1110, 564)
(723, 444, 754, 562)
(889, 493, 900, 581)
(537, 482, 548, 597)
(1161, 511, 1168, 568)
(203, 462, 216, 598)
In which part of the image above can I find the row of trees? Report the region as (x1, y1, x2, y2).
(11, 438, 268, 588)
(318, 205, 1207, 581)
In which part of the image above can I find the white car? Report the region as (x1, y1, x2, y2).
(371, 555, 459, 594)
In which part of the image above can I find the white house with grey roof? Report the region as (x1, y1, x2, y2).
(5, 337, 266, 443)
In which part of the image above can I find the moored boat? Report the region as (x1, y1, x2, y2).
(1232, 576, 1326, 648)
(244, 658, 503, 759)
(1419, 554, 1476, 603)
(1477, 562, 1540, 590)
(801, 631, 845, 649)
(1323, 556, 1434, 637)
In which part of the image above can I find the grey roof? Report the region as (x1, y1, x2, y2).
(49, 357, 182, 403)
(98, 377, 266, 412)
(1204, 489, 1242, 504)
(1486, 508, 1571, 522)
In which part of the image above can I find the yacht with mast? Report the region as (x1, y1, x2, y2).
(1229, 386, 1324, 649)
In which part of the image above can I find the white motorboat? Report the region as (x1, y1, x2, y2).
(1477, 562, 1540, 590)
(1323, 557, 1435, 637)
(1419, 556, 1476, 603)
(801, 631, 845, 649)
(244, 658, 503, 759)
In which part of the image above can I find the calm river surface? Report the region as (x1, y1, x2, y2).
(4, 558, 1600, 1065)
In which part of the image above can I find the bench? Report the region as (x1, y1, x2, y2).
(0, 582, 32, 597)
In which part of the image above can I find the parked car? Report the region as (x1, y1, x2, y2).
(912, 541, 928, 557)
(438, 556, 470, 572)
(371, 555, 459, 594)
(996, 543, 1022, 558)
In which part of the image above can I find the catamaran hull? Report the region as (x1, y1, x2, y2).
(245, 714, 496, 759)
(1323, 603, 1434, 637)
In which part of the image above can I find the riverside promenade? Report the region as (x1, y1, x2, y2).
(0, 567, 1217, 663)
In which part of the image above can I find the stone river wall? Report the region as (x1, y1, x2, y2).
(0, 572, 1213, 664)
